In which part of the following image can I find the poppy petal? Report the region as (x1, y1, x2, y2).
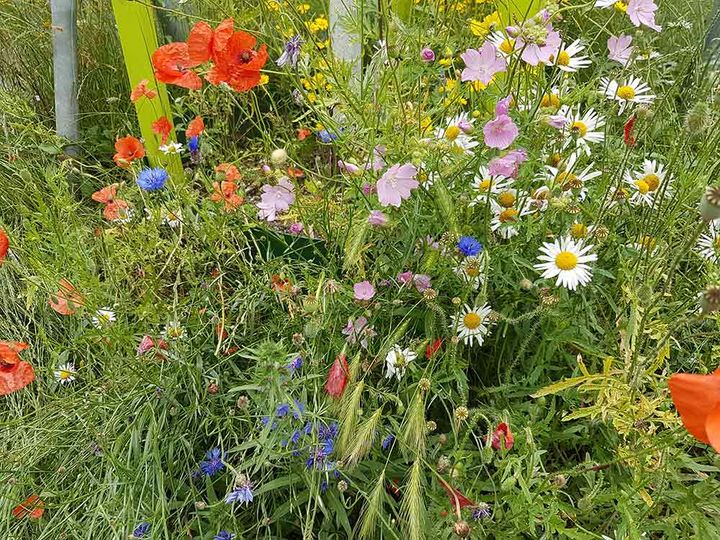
(212, 19, 235, 60)
(187, 21, 214, 65)
(0, 360, 35, 396)
(12, 494, 44, 519)
(705, 406, 720, 453)
(669, 373, 720, 445)
(324, 355, 349, 398)
(0, 228, 9, 264)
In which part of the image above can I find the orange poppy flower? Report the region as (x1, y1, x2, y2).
(0, 341, 34, 396)
(152, 116, 172, 145)
(49, 279, 84, 316)
(187, 19, 235, 65)
(186, 116, 205, 138)
(287, 167, 304, 179)
(668, 370, 720, 452)
(130, 79, 157, 103)
(297, 128, 312, 141)
(91, 184, 119, 205)
(113, 136, 145, 168)
(0, 228, 9, 265)
(206, 31, 268, 92)
(215, 163, 241, 182)
(91, 184, 131, 222)
(12, 494, 44, 519)
(210, 181, 244, 212)
(152, 42, 203, 90)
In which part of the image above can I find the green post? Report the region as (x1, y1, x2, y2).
(111, 0, 184, 178)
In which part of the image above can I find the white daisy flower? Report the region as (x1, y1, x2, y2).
(163, 209, 183, 228)
(487, 31, 516, 58)
(623, 159, 672, 207)
(469, 167, 512, 207)
(491, 207, 520, 239)
(92, 308, 116, 328)
(163, 321, 186, 340)
(696, 222, 720, 262)
(112, 206, 134, 224)
(600, 76, 655, 114)
(54, 362, 76, 384)
(418, 163, 438, 188)
(594, 0, 616, 6)
(557, 105, 605, 154)
(521, 186, 551, 215)
(434, 113, 478, 154)
(384, 346, 417, 380)
(534, 236, 597, 291)
(159, 142, 184, 155)
(553, 40, 591, 72)
(450, 304, 493, 346)
(455, 254, 487, 290)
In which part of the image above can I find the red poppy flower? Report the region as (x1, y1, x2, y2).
(210, 181, 244, 212)
(137, 335, 169, 358)
(91, 184, 130, 222)
(325, 354, 349, 398)
(0, 228, 9, 265)
(152, 42, 203, 90)
(49, 279, 84, 316)
(12, 494, 44, 519)
(130, 79, 157, 103)
(152, 116, 172, 145)
(490, 422, 514, 451)
(439, 477, 476, 510)
(187, 19, 235, 65)
(669, 370, 720, 452)
(215, 163, 241, 182)
(426, 338, 443, 359)
(623, 115, 636, 148)
(0, 341, 34, 396)
(206, 31, 268, 92)
(113, 136, 145, 168)
(186, 116, 205, 138)
(271, 274, 291, 292)
(287, 167, 304, 179)
(297, 128, 312, 141)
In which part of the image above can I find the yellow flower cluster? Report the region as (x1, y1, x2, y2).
(468, 11, 500, 38)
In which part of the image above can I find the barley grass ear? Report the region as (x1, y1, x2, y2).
(337, 379, 364, 455)
(344, 407, 383, 467)
(400, 390, 426, 458)
(357, 470, 386, 540)
(400, 460, 426, 540)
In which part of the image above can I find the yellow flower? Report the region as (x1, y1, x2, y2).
(471, 80, 488, 92)
(439, 58, 452, 67)
(297, 3, 311, 14)
(309, 16, 328, 33)
(307, 92, 317, 104)
(260, 74, 269, 86)
(445, 78, 458, 92)
(266, 0, 281, 11)
(317, 39, 329, 50)
(469, 11, 500, 37)
(614, 0, 628, 12)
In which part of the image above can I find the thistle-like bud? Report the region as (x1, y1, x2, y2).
(700, 285, 720, 314)
(699, 186, 720, 222)
(453, 520, 471, 538)
(454, 406, 469, 422)
(426, 420, 437, 432)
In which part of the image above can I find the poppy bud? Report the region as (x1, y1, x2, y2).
(453, 520, 471, 538)
(324, 354, 349, 398)
(0, 228, 9, 265)
(700, 285, 720, 315)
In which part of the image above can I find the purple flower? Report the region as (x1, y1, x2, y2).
(199, 448, 225, 477)
(627, 0, 661, 32)
(376, 163, 419, 207)
(362, 182, 376, 195)
(288, 222, 304, 235)
(342, 316, 376, 349)
(133, 522, 150, 538)
(607, 34, 633, 66)
(397, 271, 413, 285)
(382, 434, 395, 450)
(367, 145, 386, 171)
(495, 96, 512, 116)
(547, 114, 568, 129)
(483, 115, 519, 150)
(214, 531, 236, 540)
(276, 403, 290, 417)
(421, 47, 435, 62)
(472, 502, 492, 520)
(413, 274, 432, 292)
(367, 210, 388, 226)
(338, 160, 361, 175)
(257, 177, 295, 221)
(460, 42, 506, 85)
(512, 17, 561, 66)
(225, 481, 254, 505)
(488, 149, 527, 178)
(277, 35, 303, 67)
(287, 356, 303, 373)
(353, 281, 375, 300)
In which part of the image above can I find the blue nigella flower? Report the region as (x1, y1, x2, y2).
(136, 167, 168, 191)
(225, 483, 254, 505)
(132, 522, 150, 538)
(457, 236, 483, 257)
(187, 136, 200, 153)
(292, 399, 305, 420)
(290, 429, 302, 444)
(381, 434, 395, 450)
(214, 531, 236, 540)
(199, 448, 225, 477)
(317, 129, 338, 144)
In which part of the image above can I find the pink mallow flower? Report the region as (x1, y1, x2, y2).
(353, 280, 375, 300)
(413, 274, 432, 292)
(257, 177, 295, 221)
(513, 21, 561, 66)
(460, 42, 506, 85)
(627, 0, 661, 32)
(607, 34, 633, 66)
(367, 210, 388, 226)
(376, 163, 419, 207)
(488, 149, 527, 178)
(483, 114, 519, 150)
(397, 271, 413, 285)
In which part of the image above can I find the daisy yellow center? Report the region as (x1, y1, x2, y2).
(465, 266, 480, 277)
(445, 125, 461, 141)
(59, 370, 72, 380)
(555, 251, 578, 271)
(499, 208, 518, 223)
(478, 178, 492, 191)
(540, 93, 560, 108)
(634, 179, 650, 194)
(639, 236, 656, 249)
(463, 312, 482, 330)
(570, 223, 587, 239)
(497, 191, 516, 208)
(167, 212, 179, 221)
(571, 121, 588, 137)
(617, 85, 636, 100)
(167, 326, 184, 339)
(641, 173, 660, 191)
(500, 39, 515, 54)
(557, 50, 571, 66)
(557, 171, 580, 190)
(713, 236, 720, 250)
(394, 353, 406, 368)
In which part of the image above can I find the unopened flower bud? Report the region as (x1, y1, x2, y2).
(337, 480, 348, 492)
(519, 278, 533, 291)
(700, 285, 720, 314)
(453, 520, 471, 538)
(426, 420, 437, 432)
(270, 148, 288, 165)
(699, 186, 720, 222)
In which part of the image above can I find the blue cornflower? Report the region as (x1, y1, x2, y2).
(199, 448, 225, 477)
(320, 480, 329, 493)
(381, 434, 395, 450)
(276, 403, 290, 417)
(290, 430, 302, 444)
(132, 522, 151, 538)
(214, 531, 236, 540)
(276, 35, 303, 68)
(136, 167, 168, 191)
(292, 399, 305, 420)
(287, 356, 303, 374)
(317, 129, 338, 144)
(457, 236, 483, 257)
(188, 136, 200, 153)
(303, 422, 313, 435)
(225, 482, 254, 505)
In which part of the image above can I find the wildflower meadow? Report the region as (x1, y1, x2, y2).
(3, 0, 720, 538)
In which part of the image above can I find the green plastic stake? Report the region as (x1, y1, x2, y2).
(112, 0, 183, 178)
(495, 0, 545, 24)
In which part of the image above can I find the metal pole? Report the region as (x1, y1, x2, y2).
(50, 0, 79, 149)
(329, 0, 362, 82)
